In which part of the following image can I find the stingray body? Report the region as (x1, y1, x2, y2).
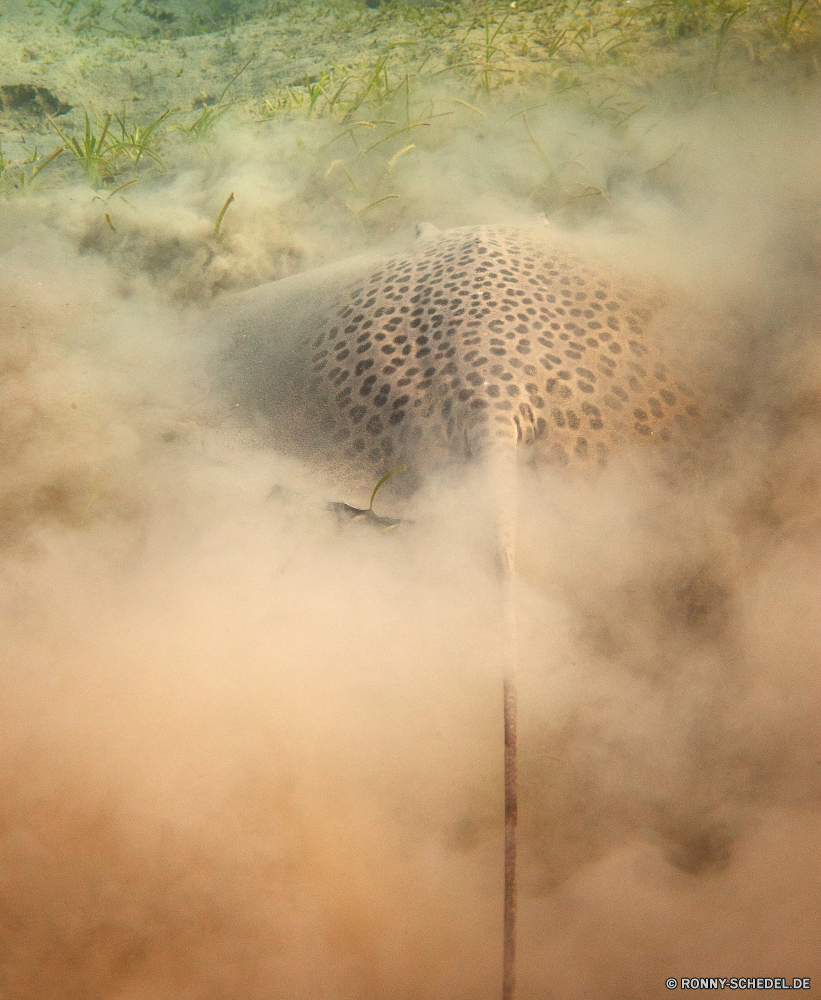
(220, 224, 700, 485)
(216, 223, 702, 1000)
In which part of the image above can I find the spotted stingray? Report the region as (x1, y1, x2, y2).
(217, 222, 702, 1000)
(222, 224, 700, 485)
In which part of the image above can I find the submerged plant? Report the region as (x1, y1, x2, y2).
(262, 71, 335, 117)
(764, 0, 817, 43)
(260, 44, 419, 121)
(173, 54, 254, 141)
(175, 97, 237, 141)
(476, 11, 517, 91)
(48, 111, 114, 186)
(109, 105, 178, 168)
(213, 191, 235, 236)
(368, 464, 406, 514)
(47, 105, 179, 186)
(329, 464, 408, 530)
(441, 9, 518, 92)
(0, 140, 64, 192)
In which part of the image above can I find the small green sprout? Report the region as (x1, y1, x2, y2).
(214, 192, 234, 236)
(329, 464, 409, 531)
(368, 464, 407, 514)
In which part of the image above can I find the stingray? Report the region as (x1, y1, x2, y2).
(215, 223, 703, 999)
(221, 224, 700, 480)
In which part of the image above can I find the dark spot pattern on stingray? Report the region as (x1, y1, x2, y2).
(298, 226, 699, 473)
(219, 225, 705, 486)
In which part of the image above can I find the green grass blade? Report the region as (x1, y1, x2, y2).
(369, 464, 407, 511)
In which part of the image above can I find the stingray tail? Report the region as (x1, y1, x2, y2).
(488, 434, 519, 1000)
